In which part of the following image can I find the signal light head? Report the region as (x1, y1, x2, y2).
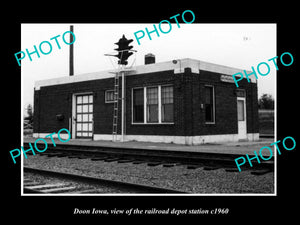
(114, 34, 134, 65)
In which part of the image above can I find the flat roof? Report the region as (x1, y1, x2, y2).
(35, 58, 255, 90)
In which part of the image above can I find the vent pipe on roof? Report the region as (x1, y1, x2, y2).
(69, 25, 74, 76)
(145, 53, 155, 65)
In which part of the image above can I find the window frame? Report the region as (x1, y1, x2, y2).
(146, 86, 159, 123)
(237, 99, 245, 121)
(105, 90, 115, 103)
(161, 85, 174, 123)
(131, 85, 174, 125)
(132, 87, 145, 123)
(204, 85, 215, 124)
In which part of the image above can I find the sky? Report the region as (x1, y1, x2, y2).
(21, 23, 276, 113)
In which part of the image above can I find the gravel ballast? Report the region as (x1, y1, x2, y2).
(23, 154, 274, 194)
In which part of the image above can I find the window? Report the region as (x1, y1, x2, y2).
(161, 86, 174, 122)
(205, 86, 215, 123)
(133, 88, 144, 123)
(237, 100, 245, 121)
(105, 90, 115, 103)
(132, 85, 174, 124)
(147, 87, 158, 122)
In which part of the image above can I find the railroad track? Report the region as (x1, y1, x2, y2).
(23, 142, 274, 174)
(23, 167, 186, 194)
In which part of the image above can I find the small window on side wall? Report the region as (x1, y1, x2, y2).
(105, 90, 115, 103)
(133, 88, 144, 123)
(204, 85, 215, 123)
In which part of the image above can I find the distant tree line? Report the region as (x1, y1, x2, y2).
(24, 104, 33, 129)
(258, 94, 274, 109)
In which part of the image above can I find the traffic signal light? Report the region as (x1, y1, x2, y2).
(114, 34, 134, 65)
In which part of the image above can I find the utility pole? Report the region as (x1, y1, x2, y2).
(69, 25, 74, 76)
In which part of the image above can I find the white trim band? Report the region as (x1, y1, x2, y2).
(33, 133, 259, 145)
(35, 58, 255, 90)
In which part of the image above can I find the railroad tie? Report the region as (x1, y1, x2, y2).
(117, 159, 134, 163)
(186, 165, 201, 169)
(45, 153, 62, 157)
(24, 181, 41, 186)
(147, 162, 162, 167)
(25, 183, 67, 190)
(163, 163, 178, 168)
(251, 169, 272, 176)
(23, 178, 32, 182)
(132, 160, 145, 164)
(91, 156, 110, 161)
(225, 168, 240, 172)
(41, 186, 77, 193)
(56, 154, 68, 158)
(25, 182, 77, 193)
(104, 158, 120, 162)
(67, 155, 81, 158)
(203, 166, 219, 171)
(76, 155, 89, 159)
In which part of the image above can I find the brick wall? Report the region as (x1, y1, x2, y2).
(125, 70, 183, 136)
(191, 69, 259, 136)
(34, 78, 115, 135)
(33, 67, 259, 137)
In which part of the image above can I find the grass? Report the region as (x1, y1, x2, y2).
(23, 129, 33, 137)
(259, 109, 274, 135)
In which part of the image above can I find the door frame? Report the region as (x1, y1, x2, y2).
(72, 92, 94, 139)
(237, 96, 247, 140)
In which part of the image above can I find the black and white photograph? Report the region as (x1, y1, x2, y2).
(21, 23, 276, 195)
(4, 5, 298, 221)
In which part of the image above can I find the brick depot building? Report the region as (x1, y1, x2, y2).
(33, 55, 259, 145)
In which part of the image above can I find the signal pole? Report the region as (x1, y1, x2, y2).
(105, 35, 135, 142)
(121, 66, 125, 142)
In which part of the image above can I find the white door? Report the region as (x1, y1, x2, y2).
(237, 97, 247, 140)
(72, 94, 93, 139)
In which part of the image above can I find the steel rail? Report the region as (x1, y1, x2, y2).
(25, 142, 274, 171)
(23, 166, 187, 194)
